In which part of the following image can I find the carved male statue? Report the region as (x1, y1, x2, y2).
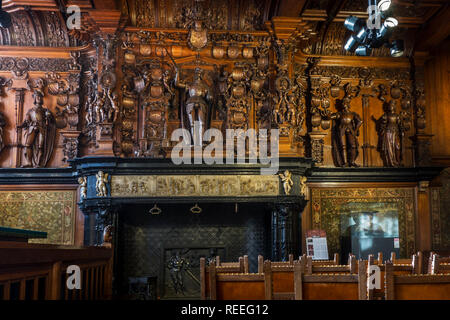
(17, 89, 56, 168)
(175, 67, 212, 145)
(330, 98, 363, 167)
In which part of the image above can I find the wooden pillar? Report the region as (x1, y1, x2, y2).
(49, 261, 62, 300)
(416, 181, 432, 252)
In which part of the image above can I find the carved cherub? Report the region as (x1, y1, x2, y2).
(95, 171, 109, 197)
(279, 170, 293, 195)
(299, 176, 307, 197)
(78, 176, 87, 199)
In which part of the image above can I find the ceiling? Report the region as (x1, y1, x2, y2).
(1, 0, 448, 54)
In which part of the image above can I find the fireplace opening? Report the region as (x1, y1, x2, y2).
(115, 202, 272, 299)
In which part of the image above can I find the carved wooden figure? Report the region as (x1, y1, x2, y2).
(175, 67, 212, 146)
(330, 98, 363, 167)
(17, 89, 56, 168)
(373, 100, 406, 167)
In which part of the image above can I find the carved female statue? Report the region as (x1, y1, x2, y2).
(373, 100, 405, 167)
(330, 99, 363, 167)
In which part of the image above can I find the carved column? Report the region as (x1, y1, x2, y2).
(7, 72, 30, 167)
(49, 53, 82, 164)
(271, 204, 301, 261)
(359, 77, 376, 167)
(94, 35, 119, 156)
(411, 69, 433, 166)
(307, 58, 328, 164)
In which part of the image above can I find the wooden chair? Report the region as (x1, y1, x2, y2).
(293, 257, 367, 300)
(257, 254, 294, 273)
(304, 255, 357, 275)
(385, 261, 450, 300)
(429, 254, 450, 275)
(368, 253, 422, 300)
(200, 256, 249, 300)
(263, 260, 296, 300)
(207, 261, 271, 300)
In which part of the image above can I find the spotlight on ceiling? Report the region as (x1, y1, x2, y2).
(0, 2, 11, 29)
(344, 16, 364, 32)
(344, 35, 359, 52)
(355, 45, 372, 56)
(378, 0, 392, 12)
(343, 0, 404, 58)
(384, 17, 398, 28)
(355, 27, 368, 42)
(390, 40, 404, 57)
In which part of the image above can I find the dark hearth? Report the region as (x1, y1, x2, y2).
(116, 203, 272, 299)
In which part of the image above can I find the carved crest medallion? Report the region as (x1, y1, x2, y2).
(188, 24, 208, 50)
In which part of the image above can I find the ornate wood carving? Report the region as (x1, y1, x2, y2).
(17, 88, 56, 168)
(372, 100, 408, 167)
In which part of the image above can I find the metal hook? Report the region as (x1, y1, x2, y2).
(190, 203, 202, 214)
(149, 204, 162, 215)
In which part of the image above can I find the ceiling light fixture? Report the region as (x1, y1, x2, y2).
(343, 0, 404, 57)
(378, 0, 392, 12)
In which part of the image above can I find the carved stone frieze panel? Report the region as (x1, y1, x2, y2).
(111, 175, 280, 197)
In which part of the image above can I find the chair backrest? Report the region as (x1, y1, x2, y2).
(257, 254, 294, 273)
(304, 255, 357, 275)
(201, 256, 249, 299)
(309, 253, 340, 266)
(294, 256, 367, 300)
(207, 260, 271, 300)
(367, 252, 421, 300)
(215, 255, 248, 273)
(385, 261, 450, 300)
(263, 260, 296, 300)
(430, 254, 450, 275)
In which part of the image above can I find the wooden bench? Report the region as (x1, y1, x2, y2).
(294, 257, 367, 300)
(0, 243, 113, 300)
(385, 261, 450, 300)
(200, 256, 249, 300)
(208, 261, 271, 300)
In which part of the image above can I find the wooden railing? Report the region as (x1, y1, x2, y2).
(0, 242, 113, 300)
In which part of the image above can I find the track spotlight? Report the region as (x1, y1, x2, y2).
(384, 17, 398, 28)
(378, 0, 392, 12)
(390, 40, 404, 57)
(355, 46, 372, 56)
(343, 0, 403, 58)
(355, 27, 368, 42)
(344, 16, 364, 32)
(344, 35, 359, 52)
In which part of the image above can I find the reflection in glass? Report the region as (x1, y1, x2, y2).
(340, 202, 399, 261)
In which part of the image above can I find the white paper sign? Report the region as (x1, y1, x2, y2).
(306, 236, 329, 260)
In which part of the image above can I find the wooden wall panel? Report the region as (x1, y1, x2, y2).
(425, 39, 450, 164)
